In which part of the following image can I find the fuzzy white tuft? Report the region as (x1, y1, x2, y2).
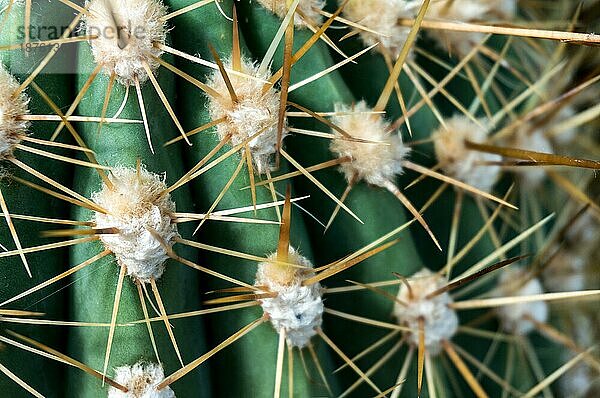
(257, 0, 325, 27)
(543, 214, 598, 292)
(93, 166, 178, 283)
(0, 65, 29, 161)
(549, 106, 578, 147)
(108, 362, 174, 398)
(255, 247, 323, 348)
(427, 0, 517, 57)
(508, 129, 553, 188)
(559, 362, 594, 398)
(565, 213, 599, 250)
(433, 115, 501, 193)
(206, 58, 285, 175)
(494, 267, 548, 335)
(83, 0, 168, 86)
(543, 249, 587, 292)
(393, 268, 458, 355)
(330, 101, 410, 187)
(341, 0, 420, 58)
(558, 313, 596, 398)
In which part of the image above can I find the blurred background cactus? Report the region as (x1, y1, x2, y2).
(0, 0, 598, 397)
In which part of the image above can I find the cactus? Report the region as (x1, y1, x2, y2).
(0, 0, 599, 397)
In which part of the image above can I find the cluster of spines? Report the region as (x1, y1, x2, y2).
(0, 0, 598, 397)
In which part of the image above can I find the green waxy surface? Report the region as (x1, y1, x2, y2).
(239, 2, 430, 394)
(0, 1, 590, 396)
(325, 14, 561, 396)
(66, 39, 211, 397)
(331, 31, 499, 275)
(0, 2, 74, 396)
(162, 0, 335, 395)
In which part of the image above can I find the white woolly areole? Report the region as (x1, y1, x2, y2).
(549, 106, 577, 146)
(494, 267, 548, 335)
(330, 101, 410, 187)
(543, 215, 598, 292)
(433, 115, 501, 193)
(393, 268, 458, 355)
(559, 313, 596, 398)
(255, 248, 323, 348)
(565, 213, 599, 250)
(108, 362, 174, 398)
(206, 58, 285, 175)
(543, 249, 587, 292)
(256, 0, 325, 27)
(427, 0, 517, 57)
(83, 0, 168, 86)
(0, 66, 29, 160)
(93, 167, 178, 283)
(341, 0, 419, 58)
(509, 129, 553, 188)
(559, 362, 593, 398)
